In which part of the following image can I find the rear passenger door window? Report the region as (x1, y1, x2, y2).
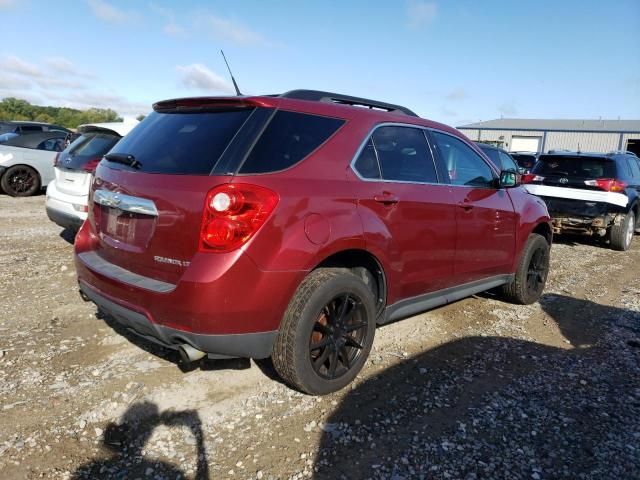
(353, 125, 438, 183)
(431, 131, 495, 188)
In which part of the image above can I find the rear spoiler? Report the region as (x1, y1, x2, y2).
(153, 97, 274, 112)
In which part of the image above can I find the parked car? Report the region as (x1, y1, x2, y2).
(74, 90, 552, 395)
(0, 131, 67, 196)
(474, 142, 522, 173)
(0, 120, 70, 138)
(522, 151, 640, 250)
(46, 121, 138, 231)
(510, 152, 538, 172)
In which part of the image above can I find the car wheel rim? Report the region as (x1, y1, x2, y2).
(526, 247, 548, 297)
(309, 293, 368, 381)
(625, 216, 634, 247)
(9, 168, 35, 194)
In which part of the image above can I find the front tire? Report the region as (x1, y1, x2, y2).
(272, 268, 376, 395)
(609, 211, 635, 251)
(1, 165, 40, 197)
(501, 233, 550, 305)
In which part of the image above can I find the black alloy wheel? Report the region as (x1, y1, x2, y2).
(309, 293, 368, 380)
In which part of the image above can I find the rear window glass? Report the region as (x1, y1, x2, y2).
(477, 145, 500, 166)
(239, 111, 344, 174)
(107, 109, 253, 174)
(70, 133, 120, 157)
(533, 156, 617, 178)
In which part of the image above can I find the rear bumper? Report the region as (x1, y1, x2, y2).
(45, 181, 88, 230)
(74, 222, 306, 358)
(79, 281, 277, 359)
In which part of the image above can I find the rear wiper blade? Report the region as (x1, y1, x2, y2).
(104, 153, 141, 169)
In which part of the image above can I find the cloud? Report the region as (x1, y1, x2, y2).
(0, 55, 42, 77)
(34, 77, 87, 90)
(440, 106, 457, 117)
(407, 0, 437, 29)
(44, 57, 94, 78)
(176, 64, 234, 93)
(0, 0, 17, 10)
(149, 2, 186, 37)
(44, 91, 150, 116)
(196, 13, 270, 46)
(445, 88, 467, 101)
(87, 0, 130, 24)
(0, 74, 30, 90)
(498, 100, 518, 116)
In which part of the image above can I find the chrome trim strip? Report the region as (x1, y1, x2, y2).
(349, 122, 500, 187)
(94, 190, 158, 216)
(78, 251, 176, 293)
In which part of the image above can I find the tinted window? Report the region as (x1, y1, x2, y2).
(499, 151, 519, 172)
(108, 109, 253, 174)
(38, 137, 64, 151)
(627, 158, 640, 179)
(240, 111, 344, 174)
(71, 133, 120, 157)
(354, 140, 381, 179)
(432, 131, 494, 187)
(533, 156, 617, 179)
(20, 125, 43, 132)
(370, 126, 438, 183)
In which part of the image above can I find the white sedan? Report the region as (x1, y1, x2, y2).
(0, 132, 66, 196)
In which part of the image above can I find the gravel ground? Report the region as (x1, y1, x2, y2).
(0, 194, 639, 480)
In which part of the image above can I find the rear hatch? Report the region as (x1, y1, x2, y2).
(523, 154, 627, 216)
(55, 131, 122, 196)
(88, 104, 267, 285)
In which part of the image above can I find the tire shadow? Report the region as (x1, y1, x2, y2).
(314, 294, 640, 479)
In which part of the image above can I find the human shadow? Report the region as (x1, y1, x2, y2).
(71, 401, 209, 479)
(315, 294, 640, 479)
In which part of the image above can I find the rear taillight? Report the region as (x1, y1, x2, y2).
(521, 174, 545, 183)
(82, 157, 102, 173)
(53, 153, 61, 167)
(199, 184, 278, 252)
(584, 178, 626, 192)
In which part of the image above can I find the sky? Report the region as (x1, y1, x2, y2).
(0, 0, 638, 126)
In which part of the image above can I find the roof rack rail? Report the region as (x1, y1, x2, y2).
(607, 150, 638, 157)
(280, 89, 418, 117)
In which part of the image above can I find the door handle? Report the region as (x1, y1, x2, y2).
(374, 193, 399, 205)
(457, 200, 474, 211)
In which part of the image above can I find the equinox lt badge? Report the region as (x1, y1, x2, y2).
(154, 256, 190, 267)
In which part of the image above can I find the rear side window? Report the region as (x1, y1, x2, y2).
(353, 141, 381, 179)
(38, 138, 64, 151)
(627, 158, 640, 179)
(70, 133, 120, 157)
(239, 111, 344, 174)
(533, 156, 617, 178)
(108, 109, 253, 174)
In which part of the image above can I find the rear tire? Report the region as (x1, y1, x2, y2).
(501, 233, 550, 305)
(609, 211, 635, 251)
(272, 268, 376, 395)
(1, 165, 40, 197)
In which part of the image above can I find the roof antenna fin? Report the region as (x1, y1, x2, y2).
(220, 50, 242, 96)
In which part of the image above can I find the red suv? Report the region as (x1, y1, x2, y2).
(74, 90, 552, 395)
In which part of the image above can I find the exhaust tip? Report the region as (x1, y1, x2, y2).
(178, 344, 206, 364)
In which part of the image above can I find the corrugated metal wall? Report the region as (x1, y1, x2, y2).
(458, 128, 640, 153)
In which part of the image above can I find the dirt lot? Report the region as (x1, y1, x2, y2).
(1, 194, 639, 480)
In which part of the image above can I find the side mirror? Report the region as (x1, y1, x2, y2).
(499, 170, 519, 188)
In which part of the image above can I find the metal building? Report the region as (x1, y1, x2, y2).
(457, 119, 640, 156)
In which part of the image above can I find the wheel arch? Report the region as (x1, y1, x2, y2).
(313, 249, 387, 318)
(531, 221, 552, 245)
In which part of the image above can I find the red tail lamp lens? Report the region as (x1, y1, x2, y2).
(199, 184, 278, 252)
(521, 174, 545, 183)
(82, 157, 102, 173)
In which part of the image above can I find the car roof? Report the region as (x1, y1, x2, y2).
(0, 120, 70, 131)
(151, 90, 463, 139)
(2, 131, 66, 148)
